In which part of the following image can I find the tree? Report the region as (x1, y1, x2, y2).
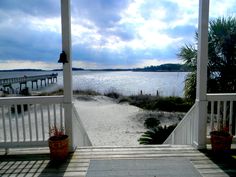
(178, 17, 236, 101)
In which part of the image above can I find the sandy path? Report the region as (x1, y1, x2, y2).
(73, 96, 146, 146)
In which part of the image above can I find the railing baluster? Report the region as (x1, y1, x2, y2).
(40, 105, 45, 141)
(14, 105, 20, 142)
(28, 104, 32, 141)
(8, 106, 13, 142)
(234, 102, 236, 135)
(34, 104, 38, 141)
(229, 101, 233, 134)
(210, 101, 214, 131)
(21, 104, 26, 141)
(47, 104, 51, 132)
(217, 101, 221, 130)
(53, 104, 56, 127)
(0, 95, 64, 147)
(60, 104, 63, 130)
(2, 106, 7, 142)
(223, 101, 227, 128)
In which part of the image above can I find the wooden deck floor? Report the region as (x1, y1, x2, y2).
(0, 145, 236, 177)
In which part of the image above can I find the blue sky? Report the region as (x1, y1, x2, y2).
(0, 0, 235, 70)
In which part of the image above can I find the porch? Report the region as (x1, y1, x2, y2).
(1, 0, 236, 176)
(1, 145, 236, 177)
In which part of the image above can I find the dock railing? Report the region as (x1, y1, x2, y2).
(0, 74, 58, 86)
(0, 96, 91, 151)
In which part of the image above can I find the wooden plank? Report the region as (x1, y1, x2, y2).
(1, 145, 236, 177)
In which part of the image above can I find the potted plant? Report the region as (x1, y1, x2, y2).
(210, 127, 233, 153)
(48, 126, 69, 162)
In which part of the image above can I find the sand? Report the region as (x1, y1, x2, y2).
(73, 95, 146, 146)
(73, 95, 185, 146)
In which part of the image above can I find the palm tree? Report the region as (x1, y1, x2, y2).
(179, 17, 236, 100)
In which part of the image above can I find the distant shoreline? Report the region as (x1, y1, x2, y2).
(0, 63, 191, 72)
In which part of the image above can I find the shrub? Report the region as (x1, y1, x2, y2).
(128, 95, 192, 112)
(73, 89, 100, 96)
(138, 124, 177, 144)
(104, 91, 122, 99)
(144, 118, 160, 129)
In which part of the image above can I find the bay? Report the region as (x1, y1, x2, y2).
(0, 71, 188, 97)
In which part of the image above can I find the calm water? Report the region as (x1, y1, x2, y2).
(0, 71, 188, 97)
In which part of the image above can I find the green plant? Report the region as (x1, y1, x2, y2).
(178, 17, 236, 101)
(104, 91, 121, 99)
(144, 118, 160, 129)
(138, 124, 176, 144)
(73, 89, 100, 96)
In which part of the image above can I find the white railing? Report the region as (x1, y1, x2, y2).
(165, 93, 236, 145)
(164, 104, 197, 145)
(0, 95, 92, 150)
(0, 96, 64, 148)
(72, 105, 92, 146)
(206, 93, 236, 137)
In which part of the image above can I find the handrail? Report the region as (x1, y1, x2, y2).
(0, 96, 64, 105)
(164, 104, 197, 145)
(207, 93, 236, 101)
(0, 74, 58, 86)
(72, 104, 92, 146)
(165, 93, 236, 146)
(0, 96, 64, 149)
(206, 93, 236, 136)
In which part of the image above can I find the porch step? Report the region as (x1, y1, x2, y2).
(1, 145, 236, 177)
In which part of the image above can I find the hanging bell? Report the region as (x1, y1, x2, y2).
(58, 51, 68, 64)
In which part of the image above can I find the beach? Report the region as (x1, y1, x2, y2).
(0, 94, 185, 146)
(73, 95, 185, 146)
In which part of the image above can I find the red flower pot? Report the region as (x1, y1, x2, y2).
(48, 135, 69, 162)
(210, 133, 233, 153)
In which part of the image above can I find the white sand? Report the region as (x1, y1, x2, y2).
(73, 95, 146, 146)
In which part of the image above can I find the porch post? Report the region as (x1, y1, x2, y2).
(61, 0, 75, 151)
(194, 0, 209, 149)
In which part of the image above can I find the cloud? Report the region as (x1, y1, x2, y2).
(0, 0, 60, 18)
(0, 59, 60, 70)
(72, 0, 131, 28)
(0, 9, 61, 62)
(0, 0, 236, 70)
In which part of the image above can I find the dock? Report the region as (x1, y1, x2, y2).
(0, 73, 58, 93)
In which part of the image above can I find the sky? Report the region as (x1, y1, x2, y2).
(0, 0, 235, 70)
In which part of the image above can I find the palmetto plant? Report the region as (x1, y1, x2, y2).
(178, 17, 236, 101)
(138, 124, 176, 144)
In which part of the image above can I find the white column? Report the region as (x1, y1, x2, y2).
(194, 0, 210, 149)
(61, 0, 75, 151)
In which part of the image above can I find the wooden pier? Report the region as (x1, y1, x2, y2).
(0, 73, 58, 93)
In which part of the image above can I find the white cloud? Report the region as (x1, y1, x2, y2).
(30, 16, 61, 33)
(0, 0, 236, 70)
(0, 60, 60, 70)
(210, 0, 236, 18)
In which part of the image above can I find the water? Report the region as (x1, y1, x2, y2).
(0, 71, 188, 97)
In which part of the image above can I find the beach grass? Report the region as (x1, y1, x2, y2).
(29, 88, 193, 112)
(118, 95, 193, 112)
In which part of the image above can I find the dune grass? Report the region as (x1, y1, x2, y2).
(118, 95, 193, 112)
(36, 88, 193, 112)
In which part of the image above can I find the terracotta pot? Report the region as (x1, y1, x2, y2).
(48, 135, 69, 162)
(210, 134, 233, 153)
